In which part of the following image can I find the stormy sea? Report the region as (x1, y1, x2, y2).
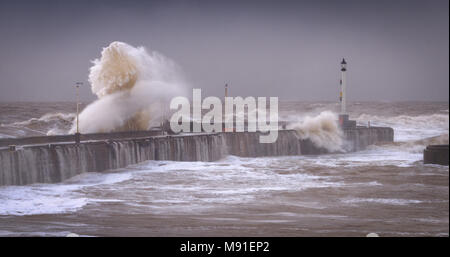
(0, 101, 448, 237)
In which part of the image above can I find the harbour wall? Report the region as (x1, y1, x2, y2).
(0, 127, 393, 186)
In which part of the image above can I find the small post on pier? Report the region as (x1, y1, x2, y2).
(224, 83, 232, 132)
(75, 82, 83, 144)
(225, 83, 228, 98)
(161, 100, 165, 135)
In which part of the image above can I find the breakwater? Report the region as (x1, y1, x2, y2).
(423, 144, 449, 165)
(0, 127, 393, 186)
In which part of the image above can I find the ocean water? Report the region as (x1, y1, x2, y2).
(0, 101, 448, 236)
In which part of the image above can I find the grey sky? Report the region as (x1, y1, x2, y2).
(0, 0, 448, 102)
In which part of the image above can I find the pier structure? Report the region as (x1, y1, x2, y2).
(0, 60, 397, 186)
(0, 126, 394, 186)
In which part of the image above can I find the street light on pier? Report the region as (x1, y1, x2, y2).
(75, 82, 83, 137)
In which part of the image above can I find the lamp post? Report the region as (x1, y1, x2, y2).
(161, 100, 165, 135)
(225, 83, 228, 98)
(75, 82, 83, 143)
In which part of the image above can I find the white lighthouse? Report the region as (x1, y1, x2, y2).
(340, 58, 347, 114)
(338, 58, 355, 129)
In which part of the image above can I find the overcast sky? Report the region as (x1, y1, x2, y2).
(0, 0, 448, 102)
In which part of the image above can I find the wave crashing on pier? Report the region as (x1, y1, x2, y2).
(69, 41, 187, 134)
(288, 111, 344, 152)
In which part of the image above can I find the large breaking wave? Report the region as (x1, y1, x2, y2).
(288, 111, 344, 152)
(69, 41, 188, 134)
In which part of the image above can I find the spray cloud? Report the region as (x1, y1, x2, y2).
(70, 41, 187, 134)
(288, 111, 344, 152)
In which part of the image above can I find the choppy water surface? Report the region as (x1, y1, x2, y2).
(0, 101, 448, 236)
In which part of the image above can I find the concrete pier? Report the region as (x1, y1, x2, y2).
(0, 127, 394, 186)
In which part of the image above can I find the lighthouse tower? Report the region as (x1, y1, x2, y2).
(338, 58, 356, 129)
(340, 58, 347, 114)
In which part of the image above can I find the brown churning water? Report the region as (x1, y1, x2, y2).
(0, 101, 448, 236)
